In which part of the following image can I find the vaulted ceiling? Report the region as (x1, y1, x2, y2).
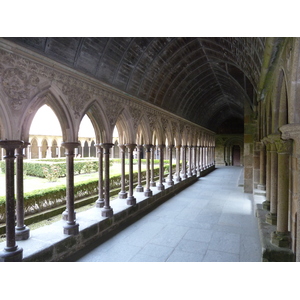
(6, 37, 266, 132)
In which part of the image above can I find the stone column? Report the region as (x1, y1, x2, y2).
(95, 144, 104, 207)
(0, 140, 23, 262)
(15, 142, 30, 241)
(118, 144, 128, 199)
(192, 146, 197, 175)
(195, 146, 200, 176)
(167, 145, 174, 186)
(126, 144, 137, 205)
(271, 139, 292, 248)
(150, 145, 156, 187)
(135, 145, 144, 192)
(187, 146, 192, 177)
(157, 144, 165, 190)
(265, 135, 279, 225)
(175, 145, 182, 182)
(262, 138, 271, 210)
(181, 145, 187, 179)
(100, 143, 114, 217)
(257, 141, 267, 191)
(61, 142, 80, 235)
(144, 144, 153, 197)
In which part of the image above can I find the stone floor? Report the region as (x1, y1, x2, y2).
(75, 166, 262, 262)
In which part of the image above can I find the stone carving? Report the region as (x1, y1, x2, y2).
(1, 67, 40, 110)
(62, 84, 91, 118)
(129, 106, 142, 129)
(103, 97, 124, 126)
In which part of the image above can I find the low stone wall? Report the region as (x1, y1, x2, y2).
(16, 165, 214, 262)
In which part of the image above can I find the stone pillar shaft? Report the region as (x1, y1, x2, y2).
(258, 142, 266, 190)
(136, 145, 144, 192)
(167, 145, 174, 185)
(144, 144, 153, 197)
(175, 145, 181, 181)
(101, 143, 114, 217)
(0, 140, 23, 262)
(15, 143, 30, 240)
(118, 145, 127, 199)
(95, 144, 104, 207)
(62, 142, 80, 235)
(150, 145, 156, 187)
(181, 145, 187, 179)
(126, 144, 137, 205)
(157, 144, 165, 190)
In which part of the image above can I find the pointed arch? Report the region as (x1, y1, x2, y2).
(20, 85, 75, 142)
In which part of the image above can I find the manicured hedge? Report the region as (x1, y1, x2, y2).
(0, 164, 175, 223)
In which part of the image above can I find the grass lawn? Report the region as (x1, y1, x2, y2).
(0, 162, 151, 196)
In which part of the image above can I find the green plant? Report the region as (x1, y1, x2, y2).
(42, 164, 61, 182)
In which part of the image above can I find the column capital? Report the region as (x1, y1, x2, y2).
(0, 140, 23, 152)
(167, 144, 174, 149)
(274, 139, 292, 154)
(157, 144, 166, 149)
(143, 144, 153, 150)
(118, 144, 127, 152)
(175, 144, 181, 149)
(100, 143, 114, 148)
(125, 143, 137, 151)
(61, 141, 80, 150)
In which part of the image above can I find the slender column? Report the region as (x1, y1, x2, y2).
(265, 136, 279, 225)
(258, 142, 267, 190)
(61, 142, 80, 235)
(167, 145, 174, 186)
(118, 144, 127, 199)
(135, 145, 144, 192)
(150, 145, 156, 187)
(144, 144, 153, 197)
(15, 142, 30, 241)
(157, 144, 165, 190)
(262, 139, 271, 210)
(126, 144, 137, 205)
(195, 146, 200, 176)
(192, 146, 197, 175)
(187, 145, 192, 177)
(100, 143, 114, 217)
(95, 144, 104, 207)
(271, 139, 292, 248)
(0, 140, 23, 262)
(175, 145, 182, 182)
(181, 145, 187, 179)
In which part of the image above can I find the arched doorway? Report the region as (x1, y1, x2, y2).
(232, 145, 241, 166)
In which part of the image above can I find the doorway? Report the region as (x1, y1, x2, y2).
(232, 145, 240, 166)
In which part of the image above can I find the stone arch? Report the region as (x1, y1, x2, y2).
(41, 138, 48, 158)
(30, 137, 39, 159)
(20, 86, 75, 143)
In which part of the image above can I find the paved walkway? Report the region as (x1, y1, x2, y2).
(76, 166, 262, 262)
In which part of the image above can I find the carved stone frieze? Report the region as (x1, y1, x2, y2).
(62, 84, 91, 118)
(103, 97, 124, 126)
(129, 106, 142, 129)
(0, 67, 40, 110)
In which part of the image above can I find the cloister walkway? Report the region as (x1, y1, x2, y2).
(75, 166, 262, 262)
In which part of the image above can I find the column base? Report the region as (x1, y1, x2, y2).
(175, 176, 182, 182)
(0, 246, 23, 262)
(95, 198, 105, 208)
(63, 222, 79, 235)
(101, 207, 113, 218)
(167, 180, 174, 186)
(62, 211, 76, 221)
(257, 184, 266, 191)
(157, 184, 165, 191)
(271, 231, 291, 248)
(127, 196, 136, 206)
(118, 191, 128, 199)
(15, 226, 30, 241)
(150, 182, 156, 187)
(262, 200, 270, 211)
(266, 212, 277, 225)
(136, 186, 144, 192)
(144, 189, 153, 197)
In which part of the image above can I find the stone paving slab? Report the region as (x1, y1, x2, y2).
(76, 166, 262, 262)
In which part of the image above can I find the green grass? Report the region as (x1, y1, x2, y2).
(0, 162, 151, 196)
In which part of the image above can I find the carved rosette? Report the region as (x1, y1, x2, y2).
(62, 84, 91, 118)
(0, 67, 40, 110)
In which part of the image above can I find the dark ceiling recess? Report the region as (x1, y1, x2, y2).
(6, 37, 266, 132)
